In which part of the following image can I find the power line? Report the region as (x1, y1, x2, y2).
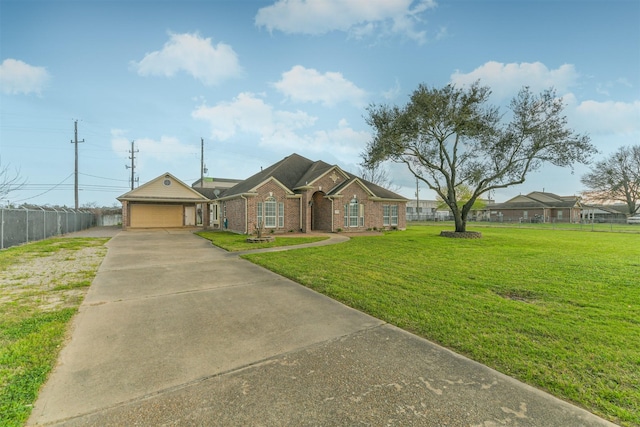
(12, 173, 74, 203)
(79, 172, 129, 182)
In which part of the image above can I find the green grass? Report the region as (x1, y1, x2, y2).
(0, 237, 108, 426)
(414, 219, 640, 234)
(196, 230, 328, 251)
(243, 226, 640, 426)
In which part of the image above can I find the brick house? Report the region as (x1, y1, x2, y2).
(212, 153, 407, 234)
(488, 192, 582, 223)
(118, 153, 407, 233)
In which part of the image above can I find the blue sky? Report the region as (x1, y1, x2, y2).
(1, 0, 638, 207)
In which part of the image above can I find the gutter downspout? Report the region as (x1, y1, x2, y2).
(300, 196, 303, 232)
(330, 197, 334, 232)
(241, 195, 248, 234)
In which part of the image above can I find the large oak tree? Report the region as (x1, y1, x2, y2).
(581, 144, 640, 215)
(363, 82, 596, 233)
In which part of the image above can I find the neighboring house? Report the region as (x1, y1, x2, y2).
(488, 192, 582, 223)
(117, 153, 407, 233)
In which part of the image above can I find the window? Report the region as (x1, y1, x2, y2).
(264, 197, 276, 227)
(523, 211, 528, 220)
(344, 198, 360, 227)
(557, 210, 563, 220)
(390, 205, 398, 226)
(257, 197, 283, 228)
(384, 205, 398, 226)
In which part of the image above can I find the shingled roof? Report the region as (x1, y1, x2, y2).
(492, 192, 581, 209)
(217, 153, 406, 200)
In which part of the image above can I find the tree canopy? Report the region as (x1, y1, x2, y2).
(581, 144, 640, 215)
(363, 82, 595, 233)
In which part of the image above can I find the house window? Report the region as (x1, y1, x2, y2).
(523, 211, 528, 220)
(264, 197, 276, 227)
(257, 197, 282, 228)
(384, 205, 399, 226)
(557, 210, 563, 220)
(344, 198, 360, 227)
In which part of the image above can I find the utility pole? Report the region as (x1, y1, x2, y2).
(71, 120, 84, 210)
(200, 137, 204, 188)
(125, 141, 138, 190)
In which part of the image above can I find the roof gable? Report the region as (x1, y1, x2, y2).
(329, 178, 376, 198)
(118, 173, 208, 202)
(294, 163, 348, 189)
(221, 153, 315, 197)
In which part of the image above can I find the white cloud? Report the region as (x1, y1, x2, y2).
(131, 32, 242, 86)
(0, 59, 50, 95)
(110, 129, 196, 167)
(255, 0, 436, 43)
(450, 61, 579, 100)
(273, 65, 367, 107)
(382, 78, 401, 100)
(192, 92, 368, 158)
(567, 96, 640, 135)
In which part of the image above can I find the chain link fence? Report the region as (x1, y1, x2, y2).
(1, 207, 95, 249)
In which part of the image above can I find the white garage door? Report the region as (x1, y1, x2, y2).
(130, 204, 183, 228)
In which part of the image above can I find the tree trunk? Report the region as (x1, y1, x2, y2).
(454, 216, 466, 232)
(453, 208, 467, 232)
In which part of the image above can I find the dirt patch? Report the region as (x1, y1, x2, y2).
(0, 244, 107, 312)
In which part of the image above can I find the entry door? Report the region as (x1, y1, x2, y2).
(184, 206, 196, 226)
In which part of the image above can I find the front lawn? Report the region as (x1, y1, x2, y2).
(243, 226, 640, 426)
(196, 231, 328, 251)
(0, 238, 109, 426)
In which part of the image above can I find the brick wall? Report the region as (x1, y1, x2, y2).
(223, 198, 247, 233)
(121, 201, 129, 230)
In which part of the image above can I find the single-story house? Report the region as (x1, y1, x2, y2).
(118, 153, 408, 233)
(488, 191, 582, 223)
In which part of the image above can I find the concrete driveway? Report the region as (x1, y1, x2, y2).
(29, 229, 616, 426)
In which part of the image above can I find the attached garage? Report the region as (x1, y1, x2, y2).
(117, 173, 210, 230)
(130, 204, 183, 228)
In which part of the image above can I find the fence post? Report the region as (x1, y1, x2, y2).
(40, 206, 46, 241)
(24, 207, 29, 243)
